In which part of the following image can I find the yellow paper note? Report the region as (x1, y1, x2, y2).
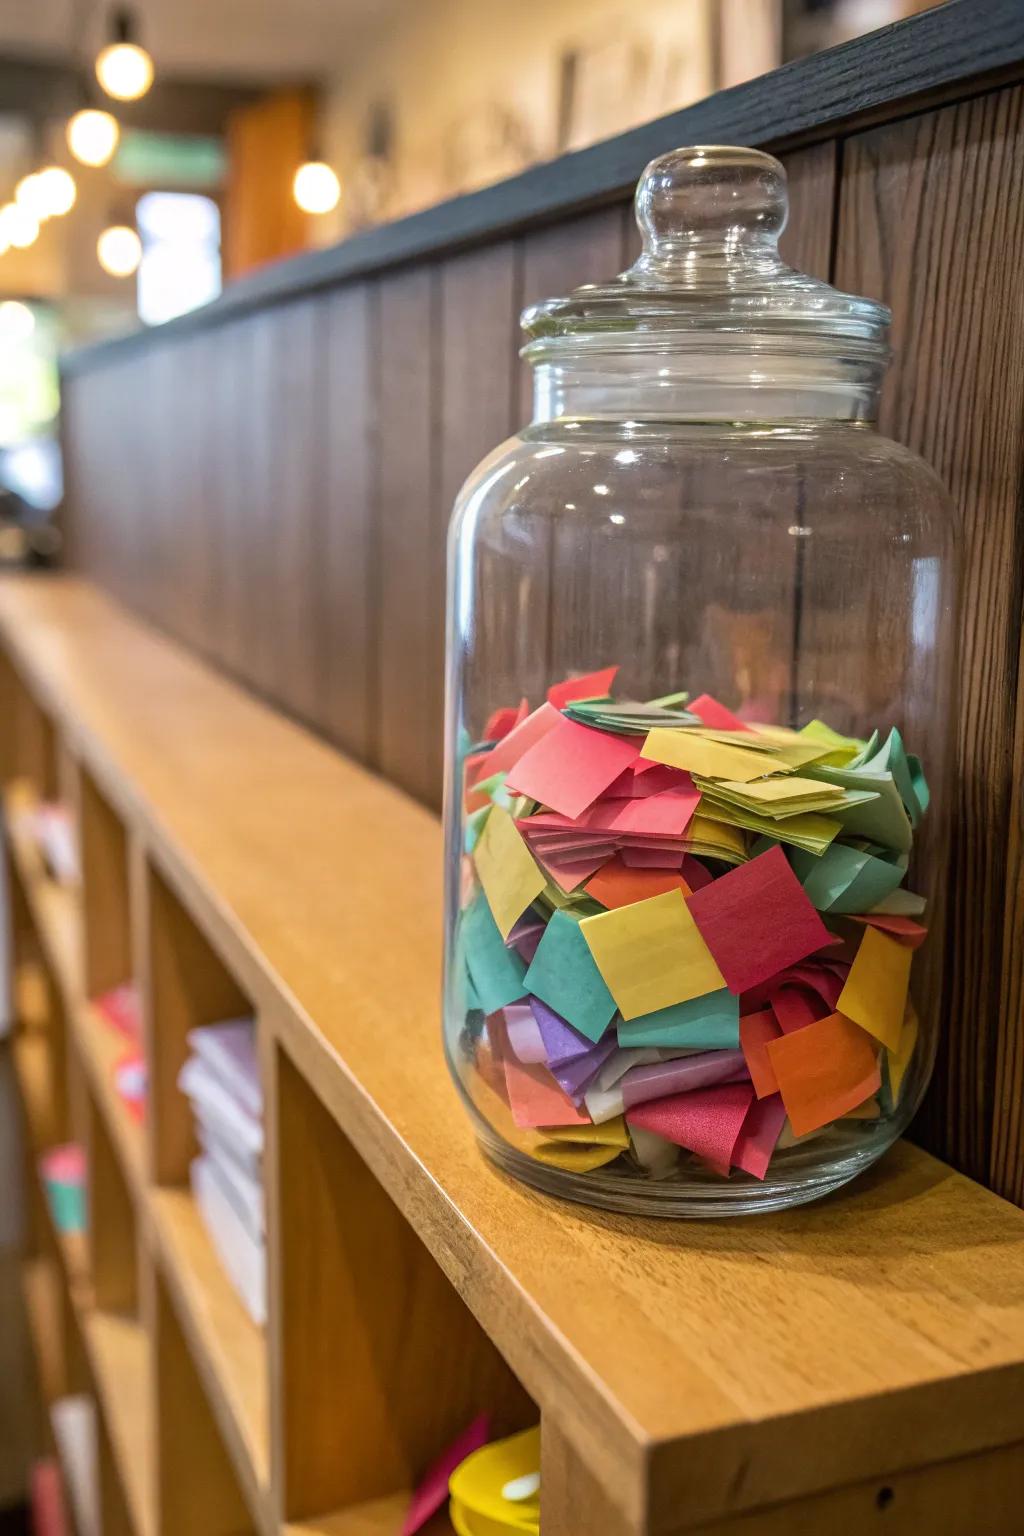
(747, 725, 838, 769)
(685, 813, 748, 863)
(642, 728, 778, 782)
(580, 888, 724, 1020)
(887, 1000, 919, 1105)
(472, 804, 546, 939)
(715, 775, 845, 806)
(837, 925, 912, 1049)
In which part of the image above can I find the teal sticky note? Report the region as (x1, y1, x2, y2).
(462, 896, 527, 1014)
(789, 843, 905, 914)
(806, 761, 912, 853)
(524, 909, 616, 1043)
(616, 988, 739, 1050)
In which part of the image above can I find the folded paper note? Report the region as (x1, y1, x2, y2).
(523, 909, 617, 1042)
(547, 665, 618, 709)
(581, 888, 724, 1019)
(766, 1011, 881, 1136)
(627, 1081, 755, 1172)
(616, 988, 740, 1050)
(837, 925, 912, 1049)
(473, 805, 547, 939)
(506, 715, 640, 818)
(462, 896, 528, 1014)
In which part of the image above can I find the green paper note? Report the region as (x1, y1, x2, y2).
(524, 909, 617, 1043)
(461, 895, 528, 1014)
(616, 988, 740, 1050)
(804, 757, 913, 853)
(789, 842, 906, 914)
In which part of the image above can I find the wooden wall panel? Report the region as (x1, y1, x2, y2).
(375, 267, 441, 806)
(318, 284, 375, 762)
(835, 87, 1024, 1184)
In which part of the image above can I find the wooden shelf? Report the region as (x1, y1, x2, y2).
(82, 1310, 153, 1536)
(151, 1186, 268, 1511)
(22, 1256, 65, 1406)
(6, 574, 1024, 1533)
(286, 1496, 452, 1536)
(4, 779, 82, 1003)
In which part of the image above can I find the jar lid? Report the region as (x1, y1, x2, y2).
(522, 146, 890, 354)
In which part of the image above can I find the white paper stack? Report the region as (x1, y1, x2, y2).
(177, 1018, 265, 1325)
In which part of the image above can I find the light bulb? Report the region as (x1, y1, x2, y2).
(293, 161, 341, 215)
(67, 109, 120, 167)
(0, 204, 40, 249)
(36, 167, 77, 217)
(0, 301, 35, 341)
(97, 224, 141, 277)
(96, 40, 154, 101)
(15, 174, 48, 219)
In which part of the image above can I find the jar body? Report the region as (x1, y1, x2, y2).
(443, 412, 957, 1215)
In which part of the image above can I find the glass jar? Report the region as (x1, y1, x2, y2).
(442, 146, 958, 1216)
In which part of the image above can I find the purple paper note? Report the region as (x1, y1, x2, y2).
(401, 1414, 490, 1536)
(621, 1049, 750, 1111)
(550, 1033, 619, 1102)
(530, 997, 598, 1066)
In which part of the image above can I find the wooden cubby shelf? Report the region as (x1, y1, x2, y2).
(7, 574, 1024, 1535)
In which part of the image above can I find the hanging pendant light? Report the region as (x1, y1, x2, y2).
(293, 158, 341, 216)
(96, 6, 154, 102)
(67, 107, 120, 167)
(97, 223, 142, 277)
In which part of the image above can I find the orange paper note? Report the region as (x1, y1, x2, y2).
(739, 1009, 782, 1098)
(766, 1010, 880, 1137)
(585, 855, 691, 910)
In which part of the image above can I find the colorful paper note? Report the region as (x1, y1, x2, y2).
(580, 889, 724, 1020)
(887, 1001, 919, 1105)
(627, 1081, 754, 1170)
(473, 805, 547, 939)
(547, 665, 618, 709)
(688, 693, 751, 732)
(620, 1048, 748, 1109)
(475, 701, 563, 783)
(462, 896, 527, 1014)
(584, 856, 692, 909)
(766, 1011, 881, 1136)
(686, 845, 832, 995)
(491, 1015, 591, 1128)
(506, 715, 640, 818)
(732, 1094, 788, 1180)
(837, 925, 913, 1049)
(502, 1002, 547, 1064)
(641, 729, 776, 782)
(523, 909, 617, 1042)
(616, 988, 739, 1050)
(739, 1009, 782, 1097)
(788, 842, 906, 914)
(849, 912, 928, 948)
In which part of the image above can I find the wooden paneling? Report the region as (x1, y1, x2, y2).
(834, 86, 1024, 1185)
(375, 267, 442, 806)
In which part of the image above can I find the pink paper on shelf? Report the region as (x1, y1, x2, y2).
(771, 985, 823, 1034)
(473, 701, 563, 784)
(503, 1002, 547, 1064)
(506, 716, 641, 818)
(627, 1081, 754, 1168)
(689, 693, 752, 732)
(620, 1048, 748, 1110)
(849, 913, 928, 948)
(733, 1093, 788, 1179)
(686, 846, 832, 995)
(547, 665, 619, 709)
(401, 1414, 491, 1536)
(739, 1009, 782, 1098)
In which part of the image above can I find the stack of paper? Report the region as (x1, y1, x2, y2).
(177, 1018, 264, 1324)
(457, 669, 929, 1185)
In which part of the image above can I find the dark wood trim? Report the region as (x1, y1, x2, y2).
(62, 0, 1024, 374)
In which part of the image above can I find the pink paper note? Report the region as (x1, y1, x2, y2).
(583, 782, 700, 838)
(484, 697, 529, 742)
(506, 716, 641, 819)
(733, 1093, 787, 1179)
(680, 855, 715, 891)
(606, 762, 687, 797)
(771, 985, 823, 1034)
(547, 665, 619, 709)
(401, 1415, 491, 1536)
(849, 913, 928, 949)
(626, 1081, 754, 1167)
(493, 1016, 591, 1127)
(686, 846, 832, 995)
(474, 701, 563, 784)
(621, 845, 685, 868)
(536, 848, 612, 893)
(689, 693, 752, 732)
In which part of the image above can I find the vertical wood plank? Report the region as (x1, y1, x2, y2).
(835, 88, 1024, 1184)
(779, 141, 837, 279)
(541, 1421, 638, 1536)
(87, 1091, 138, 1314)
(317, 284, 375, 761)
(375, 266, 441, 807)
(79, 767, 132, 1001)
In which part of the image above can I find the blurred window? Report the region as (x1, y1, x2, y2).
(136, 191, 221, 326)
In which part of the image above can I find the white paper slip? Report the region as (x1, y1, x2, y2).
(191, 1155, 267, 1326)
(196, 1119, 262, 1188)
(198, 1133, 263, 1242)
(178, 1053, 263, 1157)
(186, 1017, 261, 1118)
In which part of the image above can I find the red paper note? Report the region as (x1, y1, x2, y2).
(766, 1010, 880, 1136)
(547, 665, 619, 709)
(585, 855, 692, 909)
(621, 845, 685, 868)
(626, 1081, 753, 1168)
(475, 701, 563, 784)
(583, 782, 700, 838)
(689, 693, 752, 732)
(484, 697, 528, 742)
(771, 985, 823, 1034)
(849, 913, 928, 949)
(739, 1009, 782, 1097)
(506, 716, 641, 818)
(733, 1093, 787, 1179)
(606, 762, 687, 797)
(401, 1414, 491, 1536)
(686, 845, 832, 995)
(681, 855, 714, 891)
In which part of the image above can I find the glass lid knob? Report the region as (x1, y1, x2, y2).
(633, 145, 789, 280)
